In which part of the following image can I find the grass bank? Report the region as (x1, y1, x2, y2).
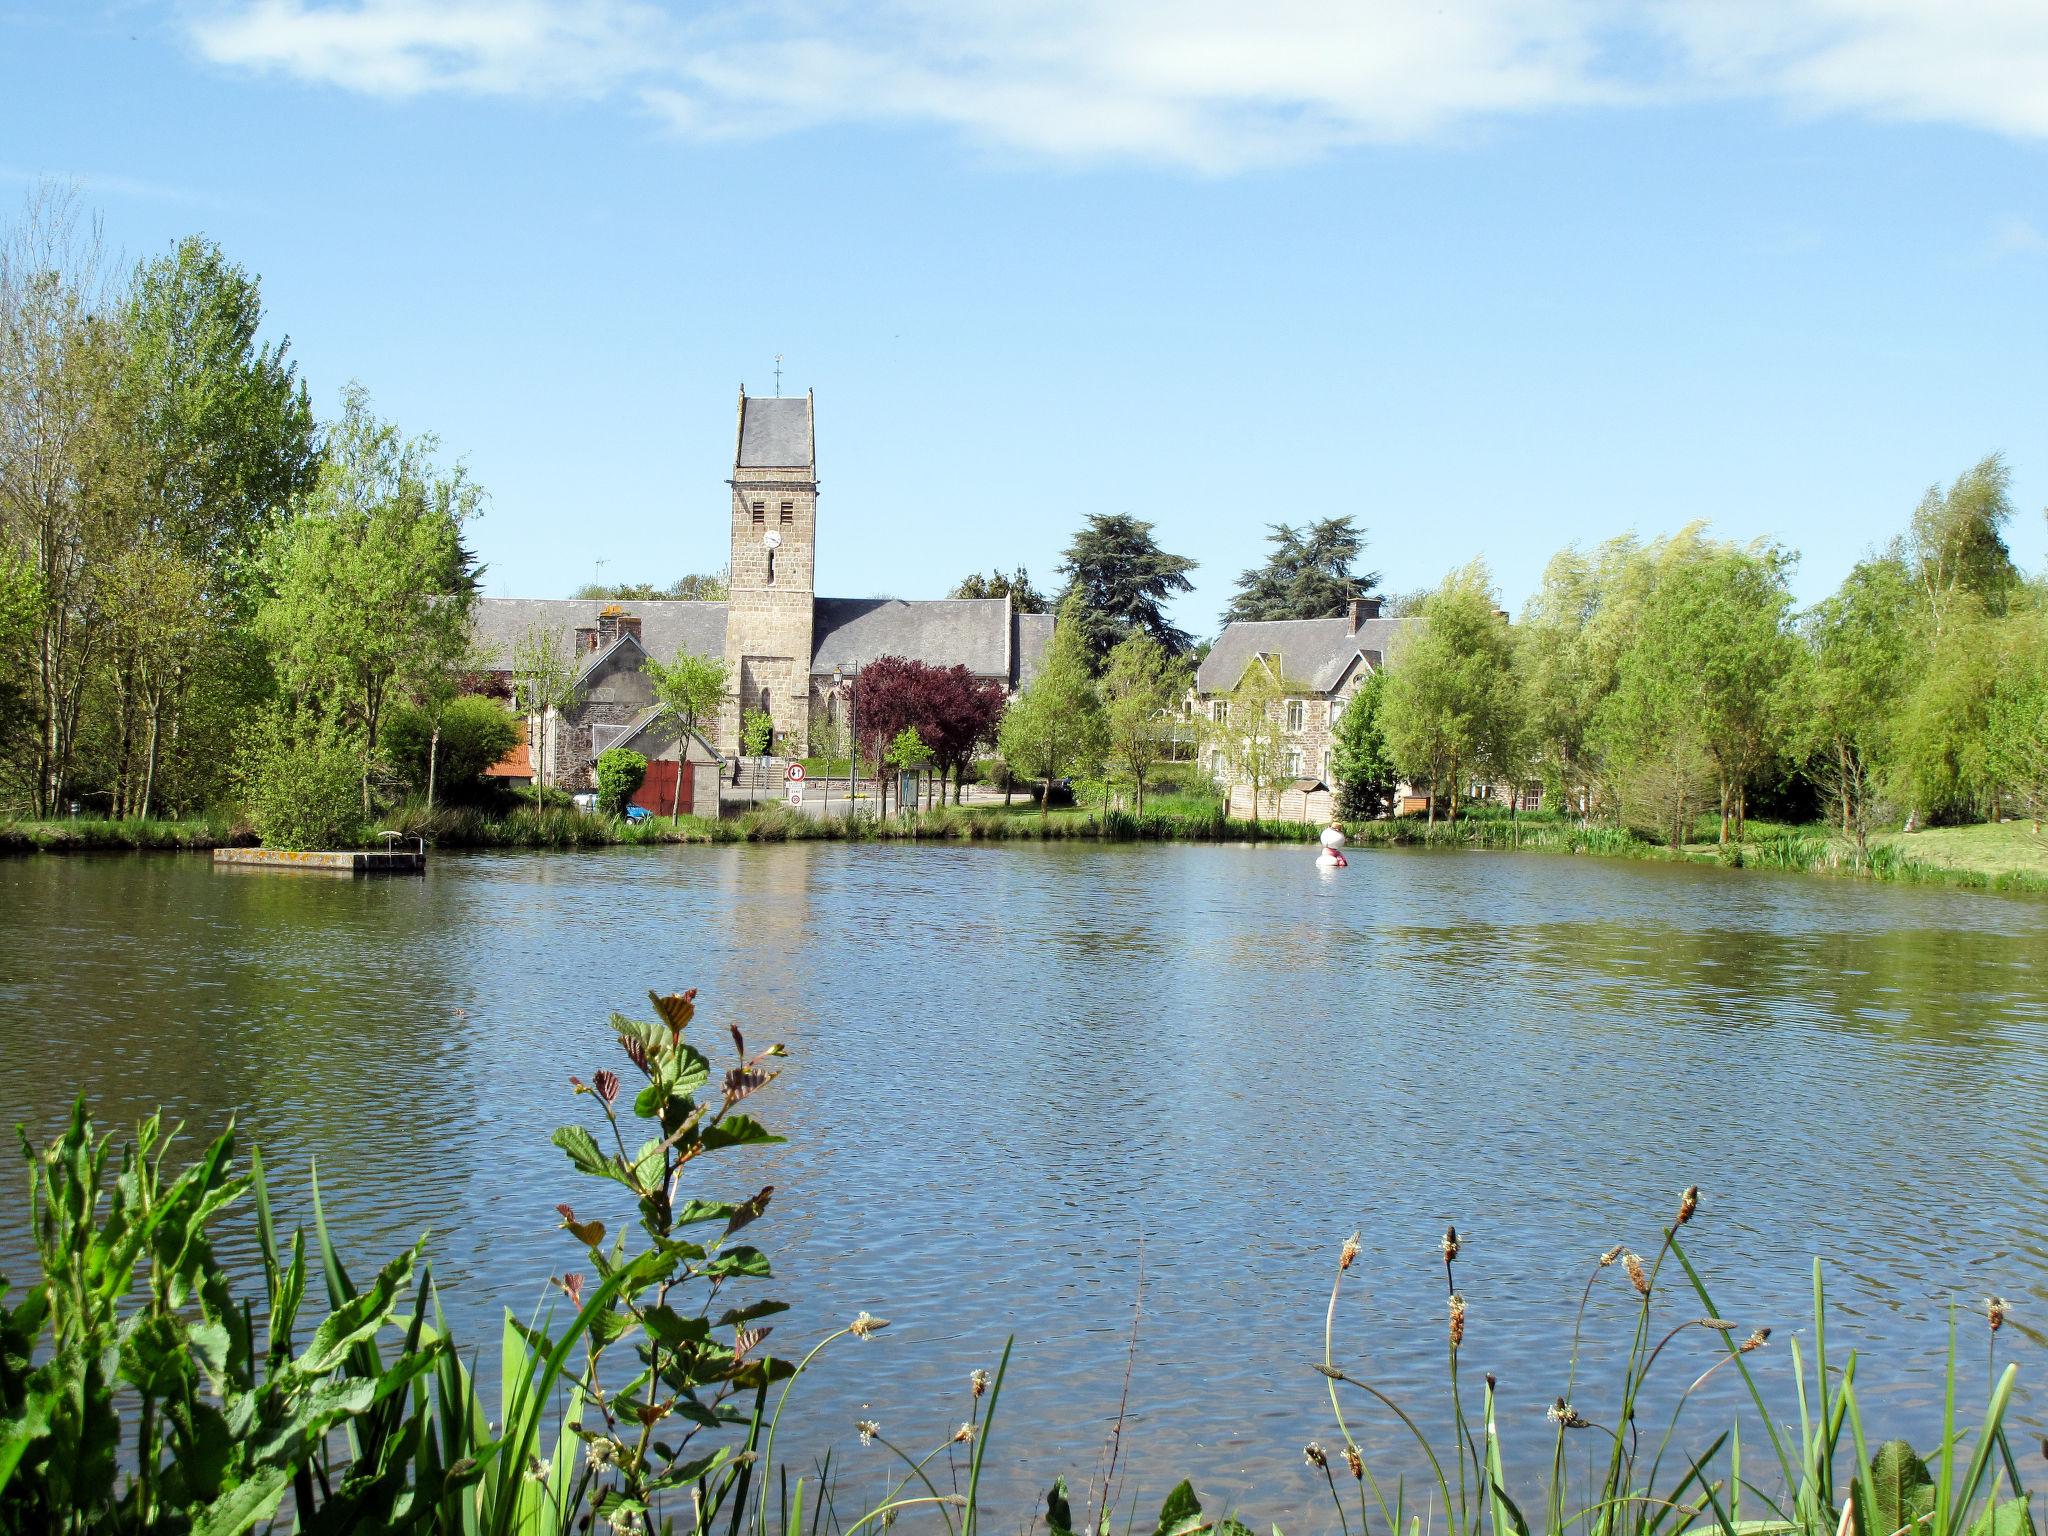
(0, 814, 254, 854)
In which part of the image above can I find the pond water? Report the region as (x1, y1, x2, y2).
(2, 844, 2045, 1526)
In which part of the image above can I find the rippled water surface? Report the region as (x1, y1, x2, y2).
(2, 844, 2045, 1523)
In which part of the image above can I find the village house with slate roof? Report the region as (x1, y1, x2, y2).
(1192, 596, 1413, 822)
(470, 388, 1055, 804)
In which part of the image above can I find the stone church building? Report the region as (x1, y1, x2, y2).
(472, 388, 1054, 796)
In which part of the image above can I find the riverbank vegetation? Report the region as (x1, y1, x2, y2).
(1351, 464, 2048, 861)
(3, 985, 2032, 1534)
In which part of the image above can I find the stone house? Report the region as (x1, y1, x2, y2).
(472, 388, 1054, 789)
(1192, 597, 1413, 822)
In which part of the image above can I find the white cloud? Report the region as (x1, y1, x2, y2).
(182, 0, 2048, 169)
(1989, 215, 2048, 258)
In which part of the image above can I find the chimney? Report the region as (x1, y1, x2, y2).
(619, 614, 643, 645)
(597, 603, 626, 644)
(574, 626, 599, 653)
(1348, 595, 1383, 631)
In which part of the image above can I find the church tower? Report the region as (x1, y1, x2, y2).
(721, 387, 817, 757)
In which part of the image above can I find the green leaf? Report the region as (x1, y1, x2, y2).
(643, 1306, 713, 1349)
(1047, 1477, 1077, 1536)
(714, 1300, 789, 1327)
(552, 1125, 610, 1178)
(1154, 1480, 1204, 1536)
(1966, 1497, 2037, 1536)
(1868, 1441, 1935, 1536)
(191, 1464, 294, 1536)
(699, 1116, 783, 1152)
(699, 1246, 771, 1280)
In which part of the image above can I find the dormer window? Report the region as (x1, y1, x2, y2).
(751, 501, 765, 525)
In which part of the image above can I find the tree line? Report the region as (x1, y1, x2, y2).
(0, 189, 494, 841)
(1345, 458, 2048, 845)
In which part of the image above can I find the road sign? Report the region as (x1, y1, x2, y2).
(786, 763, 806, 781)
(785, 781, 805, 808)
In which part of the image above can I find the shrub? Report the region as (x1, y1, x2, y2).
(595, 747, 647, 816)
(237, 706, 367, 850)
(380, 693, 522, 800)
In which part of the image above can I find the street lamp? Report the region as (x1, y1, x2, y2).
(833, 662, 858, 816)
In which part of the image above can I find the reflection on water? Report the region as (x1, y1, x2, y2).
(2, 844, 2045, 1523)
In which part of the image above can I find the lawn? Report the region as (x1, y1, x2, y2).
(1877, 819, 2048, 878)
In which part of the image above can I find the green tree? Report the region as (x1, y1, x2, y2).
(1381, 561, 1521, 822)
(1802, 554, 1918, 852)
(254, 384, 482, 812)
(1905, 454, 2020, 638)
(997, 596, 1104, 814)
(0, 185, 126, 816)
(1888, 613, 2008, 824)
(951, 565, 1050, 612)
(740, 708, 774, 756)
(236, 703, 366, 849)
(1099, 632, 1181, 815)
(381, 692, 520, 803)
(104, 236, 316, 818)
(1210, 655, 1292, 821)
(1987, 608, 2048, 828)
(1331, 669, 1397, 820)
(595, 746, 647, 816)
(1057, 512, 1198, 663)
(1221, 516, 1379, 624)
(643, 649, 728, 742)
(885, 724, 933, 811)
(1593, 539, 1797, 844)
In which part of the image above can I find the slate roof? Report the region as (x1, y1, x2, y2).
(472, 594, 1037, 685)
(1195, 614, 1414, 695)
(737, 395, 812, 469)
(468, 599, 728, 671)
(811, 598, 1013, 679)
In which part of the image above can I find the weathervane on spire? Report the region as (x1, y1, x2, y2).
(773, 353, 783, 396)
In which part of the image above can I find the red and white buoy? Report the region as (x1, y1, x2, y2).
(1317, 822, 1348, 868)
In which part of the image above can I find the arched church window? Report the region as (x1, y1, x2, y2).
(766, 549, 775, 585)
(826, 693, 837, 725)
(759, 687, 771, 716)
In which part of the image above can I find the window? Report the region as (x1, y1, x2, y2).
(759, 687, 771, 714)
(1213, 699, 1229, 724)
(766, 549, 775, 585)
(1322, 748, 1332, 780)
(1331, 696, 1346, 725)
(826, 693, 837, 725)
(1286, 699, 1305, 731)
(1182, 698, 1194, 718)
(779, 500, 794, 525)
(1288, 749, 1304, 777)
(751, 501, 765, 524)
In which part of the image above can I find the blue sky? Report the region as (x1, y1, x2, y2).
(5, 1, 2045, 634)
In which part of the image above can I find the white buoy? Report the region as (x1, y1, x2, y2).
(1316, 822, 1348, 867)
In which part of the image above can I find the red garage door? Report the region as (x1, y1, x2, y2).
(632, 760, 693, 816)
